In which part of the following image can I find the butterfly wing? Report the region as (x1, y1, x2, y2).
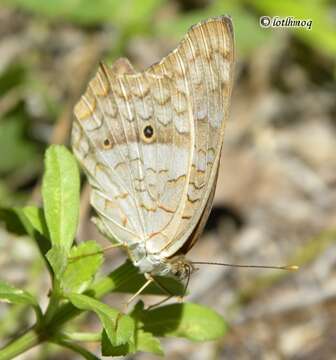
(144, 16, 234, 257)
(72, 16, 234, 255)
(72, 59, 150, 245)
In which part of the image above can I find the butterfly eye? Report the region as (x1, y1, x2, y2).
(103, 138, 112, 149)
(174, 270, 182, 278)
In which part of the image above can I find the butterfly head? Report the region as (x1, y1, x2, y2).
(167, 255, 196, 280)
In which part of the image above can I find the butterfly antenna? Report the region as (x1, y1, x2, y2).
(191, 261, 299, 271)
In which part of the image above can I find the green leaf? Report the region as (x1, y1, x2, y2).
(102, 328, 163, 356)
(15, 207, 52, 264)
(62, 241, 103, 293)
(101, 301, 162, 356)
(42, 145, 80, 252)
(68, 293, 135, 347)
(141, 303, 228, 341)
(101, 330, 134, 356)
(46, 246, 68, 280)
(0, 206, 51, 266)
(0, 281, 38, 307)
(136, 330, 163, 355)
(47, 241, 103, 292)
(21, 206, 49, 238)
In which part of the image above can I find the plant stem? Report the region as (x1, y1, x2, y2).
(44, 280, 62, 324)
(0, 261, 177, 359)
(0, 264, 132, 359)
(59, 331, 101, 342)
(52, 339, 100, 360)
(0, 326, 40, 360)
(44, 292, 60, 324)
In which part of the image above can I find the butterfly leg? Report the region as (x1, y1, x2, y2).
(124, 275, 154, 311)
(144, 275, 180, 310)
(115, 276, 153, 330)
(146, 266, 192, 310)
(146, 295, 174, 310)
(121, 272, 174, 313)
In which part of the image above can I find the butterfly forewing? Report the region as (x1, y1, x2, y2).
(72, 16, 234, 261)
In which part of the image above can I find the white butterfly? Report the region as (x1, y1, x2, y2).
(72, 16, 235, 281)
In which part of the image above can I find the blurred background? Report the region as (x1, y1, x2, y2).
(0, 0, 335, 359)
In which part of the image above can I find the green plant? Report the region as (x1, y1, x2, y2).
(0, 145, 227, 359)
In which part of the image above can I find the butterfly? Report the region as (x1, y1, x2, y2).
(71, 16, 235, 282)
